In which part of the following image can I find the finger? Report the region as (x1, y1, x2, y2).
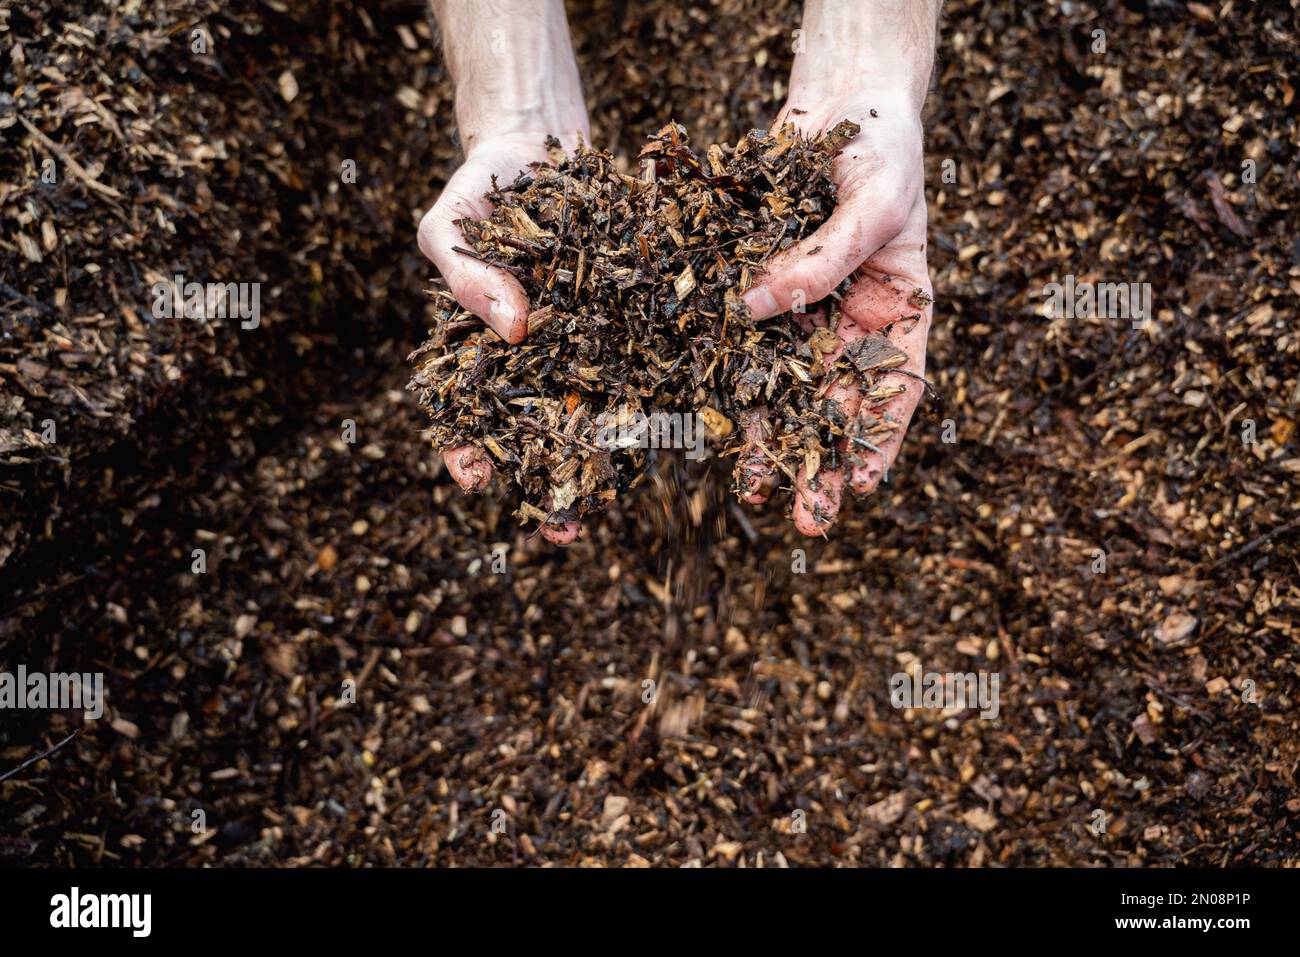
(443, 445, 493, 493)
(742, 183, 910, 321)
(790, 366, 862, 535)
(419, 197, 530, 343)
(735, 409, 778, 504)
(538, 487, 581, 545)
(780, 345, 863, 535)
(793, 465, 845, 536)
(848, 391, 917, 496)
(418, 176, 531, 344)
(846, 312, 929, 495)
(539, 520, 580, 546)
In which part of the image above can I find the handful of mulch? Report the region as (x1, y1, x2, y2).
(408, 120, 910, 530)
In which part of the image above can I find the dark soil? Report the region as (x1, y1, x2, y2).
(1, 0, 1297, 866)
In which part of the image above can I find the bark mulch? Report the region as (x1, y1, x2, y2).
(1, 0, 1296, 866)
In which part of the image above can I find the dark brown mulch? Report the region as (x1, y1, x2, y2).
(1, 0, 450, 568)
(1, 0, 1297, 867)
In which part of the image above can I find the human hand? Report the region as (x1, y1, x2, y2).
(734, 1, 938, 537)
(420, 0, 588, 544)
(418, 134, 590, 545)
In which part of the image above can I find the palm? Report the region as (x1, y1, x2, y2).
(738, 99, 933, 535)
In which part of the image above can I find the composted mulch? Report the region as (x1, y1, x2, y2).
(1, 0, 1296, 866)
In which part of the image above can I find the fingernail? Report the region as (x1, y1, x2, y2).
(488, 299, 517, 340)
(742, 285, 779, 318)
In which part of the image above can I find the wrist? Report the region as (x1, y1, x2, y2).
(790, 74, 929, 121)
(789, 0, 938, 118)
(783, 79, 926, 130)
(433, 0, 589, 154)
(457, 91, 588, 156)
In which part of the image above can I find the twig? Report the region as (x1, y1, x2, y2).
(1211, 517, 1300, 569)
(881, 367, 939, 398)
(751, 439, 798, 483)
(516, 416, 605, 453)
(451, 245, 527, 277)
(0, 728, 82, 784)
(0, 280, 61, 317)
(849, 435, 884, 455)
(450, 244, 488, 262)
(727, 501, 759, 544)
(18, 116, 125, 200)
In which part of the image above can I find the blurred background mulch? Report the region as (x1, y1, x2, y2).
(1, 0, 1297, 866)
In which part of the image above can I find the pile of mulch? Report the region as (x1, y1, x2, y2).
(2, 0, 1298, 867)
(1, 0, 454, 569)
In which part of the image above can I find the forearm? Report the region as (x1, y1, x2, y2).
(430, 0, 587, 153)
(791, 0, 941, 116)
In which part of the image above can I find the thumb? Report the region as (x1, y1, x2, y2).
(418, 171, 532, 344)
